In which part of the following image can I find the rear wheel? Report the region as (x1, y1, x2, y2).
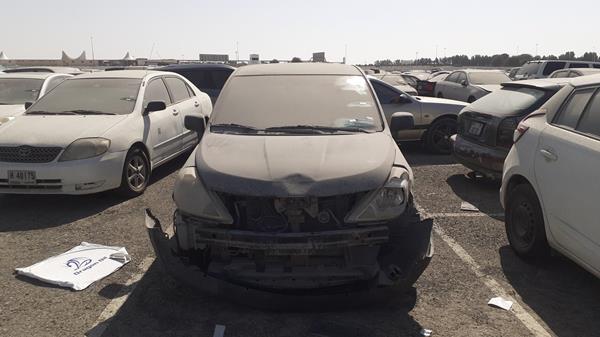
(505, 184, 549, 259)
(437, 92, 444, 98)
(119, 147, 150, 197)
(425, 118, 457, 154)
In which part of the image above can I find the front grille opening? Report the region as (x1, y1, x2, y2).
(0, 146, 62, 163)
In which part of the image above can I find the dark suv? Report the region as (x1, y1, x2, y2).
(450, 79, 571, 178)
(158, 64, 235, 104)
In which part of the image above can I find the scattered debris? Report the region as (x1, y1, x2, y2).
(488, 296, 513, 311)
(460, 201, 479, 212)
(212, 324, 226, 337)
(15, 242, 130, 291)
(420, 328, 433, 336)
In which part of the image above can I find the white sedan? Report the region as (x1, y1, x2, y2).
(501, 74, 600, 278)
(0, 72, 72, 123)
(0, 70, 212, 196)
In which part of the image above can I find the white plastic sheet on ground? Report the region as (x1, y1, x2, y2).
(15, 242, 130, 291)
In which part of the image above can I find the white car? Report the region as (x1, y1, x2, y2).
(0, 72, 72, 122)
(369, 77, 468, 153)
(434, 69, 510, 103)
(501, 74, 600, 278)
(0, 70, 212, 196)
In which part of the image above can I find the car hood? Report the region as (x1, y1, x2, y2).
(0, 104, 25, 119)
(415, 96, 468, 106)
(473, 84, 502, 92)
(195, 132, 397, 197)
(0, 115, 128, 147)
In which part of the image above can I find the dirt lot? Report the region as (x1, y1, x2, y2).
(1, 144, 599, 337)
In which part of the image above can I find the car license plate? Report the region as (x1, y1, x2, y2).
(7, 170, 36, 185)
(468, 121, 484, 136)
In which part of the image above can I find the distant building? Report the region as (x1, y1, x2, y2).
(312, 52, 326, 63)
(199, 54, 229, 63)
(249, 54, 260, 64)
(0, 50, 174, 68)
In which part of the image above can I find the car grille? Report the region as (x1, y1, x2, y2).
(0, 146, 62, 163)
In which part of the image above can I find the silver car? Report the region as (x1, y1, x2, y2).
(369, 77, 467, 154)
(434, 69, 510, 103)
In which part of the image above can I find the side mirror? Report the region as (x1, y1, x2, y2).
(143, 101, 166, 115)
(24, 102, 33, 109)
(460, 80, 468, 87)
(390, 112, 415, 133)
(184, 115, 206, 137)
(398, 93, 412, 103)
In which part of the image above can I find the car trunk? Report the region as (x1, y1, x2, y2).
(458, 110, 504, 147)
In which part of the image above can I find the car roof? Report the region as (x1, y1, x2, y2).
(0, 72, 60, 80)
(3, 66, 82, 74)
(233, 63, 362, 76)
(502, 78, 574, 90)
(74, 70, 165, 79)
(158, 63, 236, 71)
(569, 73, 600, 87)
(571, 68, 600, 74)
(454, 69, 504, 73)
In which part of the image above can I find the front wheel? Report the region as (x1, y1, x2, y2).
(425, 118, 457, 154)
(119, 147, 150, 197)
(505, 184, 549, 259)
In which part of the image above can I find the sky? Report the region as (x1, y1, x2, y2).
(2, 0, 598, 64)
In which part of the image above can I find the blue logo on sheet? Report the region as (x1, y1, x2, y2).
(66, 257, 92, 270)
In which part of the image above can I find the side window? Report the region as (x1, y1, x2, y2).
(44, 76, 68, 93)
(551, 70, 568, 78)
(568, 71, 581, 78)
(143, 78, 171, 108)
(164, 77, 191, 103)
(594, 64, 600, 69)
(569, 63, 590, 69)
(576, 90, 600, 138)
(185, 83, 196, 97)
(543, 61, 567, 75)
(445, 72, 459, 83)
(554, 89, 595, 129)
(371, 81, 399, 104)
(456, 72, 467, 84)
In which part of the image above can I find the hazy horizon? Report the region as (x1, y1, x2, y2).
(2, 0, 598, 63)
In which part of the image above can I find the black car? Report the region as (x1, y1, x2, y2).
(450, 79, 570, 178)
(158, 64, 235, 104)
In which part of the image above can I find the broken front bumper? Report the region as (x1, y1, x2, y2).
(145, 208, 433, 298)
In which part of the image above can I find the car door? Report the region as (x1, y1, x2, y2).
(534, 87, 600, 272)
(164, 76, 203, 150)
(370, 80, 422, 140)
(454, 72, 470, 101)
(439, 72, 461, 100)
(142, 77, 180, 165)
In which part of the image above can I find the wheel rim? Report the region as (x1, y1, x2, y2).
(126, 155, 147, 191)
(510, 200, 536, 250)
(431, 120, 457, 153)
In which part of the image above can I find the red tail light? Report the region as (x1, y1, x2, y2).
(513, 108, 546, 143)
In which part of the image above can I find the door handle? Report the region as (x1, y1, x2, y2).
(172, 109, 179, 116)
(194, 102, 200, 108)
(540, 149, 558, 161)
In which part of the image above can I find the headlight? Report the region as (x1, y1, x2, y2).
(174, 166, 233, 224)
(345, 168, 411, 223)
(58, 138, 110, 162)
(0, 116, 14, 125)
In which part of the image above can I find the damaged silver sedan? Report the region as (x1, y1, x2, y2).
(146, 63, 433, 298)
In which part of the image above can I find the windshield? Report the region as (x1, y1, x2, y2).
(27, 78, 141, 115)
(467, 86, 547, 115)
(0, 78, 44, 105)
(211, 75, 383, 133)
(377, 74, 408, 86)
(468, 72, 510, 85)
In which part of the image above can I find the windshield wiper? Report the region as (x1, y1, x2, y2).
(65, 110, 117, 115)
(265, 125, 372, 134)
(26, 111, 77, 115)
(210, 123, 262, 133)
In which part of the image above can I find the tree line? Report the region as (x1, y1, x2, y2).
(372, 51, 599, 68)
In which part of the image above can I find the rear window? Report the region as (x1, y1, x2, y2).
(468, 72, 510, 85)
(466, 86, 547, 115)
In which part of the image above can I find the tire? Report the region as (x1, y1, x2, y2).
(505, 184, 550, 259)
(119, 147, 150, 197)
(437, 92, 444, 98)
(425, 118, 457, 154)
(467, 96, 476, 103)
